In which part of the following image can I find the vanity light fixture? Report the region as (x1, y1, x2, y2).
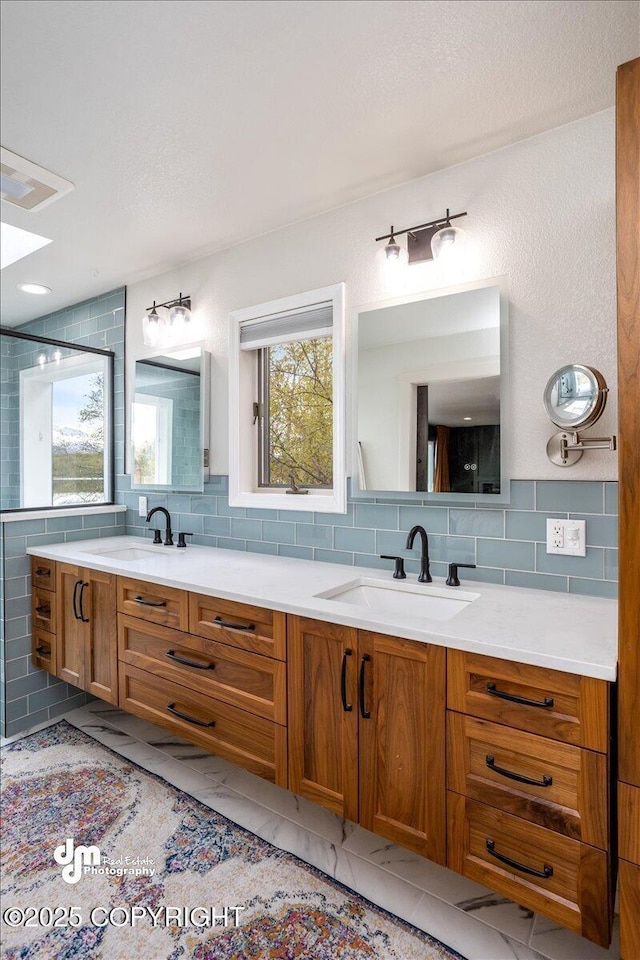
(142, 293, 191, 347)
(375, 209, 467, 265)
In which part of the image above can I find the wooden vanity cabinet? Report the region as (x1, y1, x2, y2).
(30, 557, 57, 674)
(287, 616, 446, 864)
(447, 649, 612, 946)
(117, 579, 288, 787)
(56, 563, 118, 703)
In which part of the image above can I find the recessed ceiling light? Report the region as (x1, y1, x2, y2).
(17, 282, 52, 295)
(1, 222, 52, 269)
(463, 416, 472, 421)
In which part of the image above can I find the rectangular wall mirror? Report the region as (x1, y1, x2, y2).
(130, 346, 210, 493)
(353, 277, 509, 502)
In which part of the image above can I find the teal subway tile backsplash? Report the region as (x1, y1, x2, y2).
(535, 480, 603, 514)
(121, 478, 617, 601)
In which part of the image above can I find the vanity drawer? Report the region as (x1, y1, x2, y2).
(31, 556, 56, 592)
(189, 593, 286, 661)
(117, 577, 189, 631)
(447, 793, 611, 946)
(32, 588, 57, 634)
(447, 650, 609, 752)
(447, 712, 608, 848)
(117, 614, 286, 724)
(118, 662, 287, 786)
(32, 627, 57, 675)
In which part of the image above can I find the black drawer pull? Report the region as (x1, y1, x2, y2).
(214, 616, 255, 632)
(72, 579, 82, 620)
(166, 703, 215, 727)
(134, 596, 167, 607)
(166, 650, 215, 671)
(486, 839, 553, 878)
(486, 682, 554, 709)
(486, 755, 553, 788)
(79, 582, 89, 623)
(341, 648, 353, 712)
(35, 605, 50, 617)
(358, 654, 371, 719)
(35, 567, 50, 577)
(35, 645, 50, 656)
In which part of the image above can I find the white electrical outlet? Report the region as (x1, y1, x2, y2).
(546, 519, 586, 556)
(138, 496, 148, 517)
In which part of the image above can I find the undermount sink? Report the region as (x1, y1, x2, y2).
(84, 546, 161, 562)
(315, 577, 479, 621)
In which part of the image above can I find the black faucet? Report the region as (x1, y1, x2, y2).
(406, 525, 432, 583)
(146, 506, 173, 546)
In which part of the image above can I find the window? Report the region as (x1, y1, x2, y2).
(229, 283, 345, 513)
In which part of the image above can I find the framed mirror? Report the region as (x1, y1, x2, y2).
(353, 277, 509, 502)
(543, 364, 607, 430)
(130, 346, 210, 492)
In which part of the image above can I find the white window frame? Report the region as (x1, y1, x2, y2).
(229, 283, 346, 514)
(132, 393, 173, 485)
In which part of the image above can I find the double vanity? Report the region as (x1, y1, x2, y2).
(28, 535, 617, 946)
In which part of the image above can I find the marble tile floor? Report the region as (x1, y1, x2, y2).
(4, 702, 621, 960)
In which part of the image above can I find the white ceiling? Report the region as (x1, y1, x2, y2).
(1, 0, 638, 326)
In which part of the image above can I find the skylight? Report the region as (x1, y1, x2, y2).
(0, 221, 52, 270)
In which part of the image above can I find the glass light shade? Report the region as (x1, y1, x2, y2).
(385, 239, 401, 260)
(431, 223, 466, 260)
(169, 302, 191, 326)
(142, 307, 162, 347)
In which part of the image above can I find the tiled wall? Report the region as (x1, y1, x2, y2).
(1, 511, 126, 739)
(120, 476, 618, 600)
(0, 288, 126, 739)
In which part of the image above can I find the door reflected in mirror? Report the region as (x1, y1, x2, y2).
(131, 347, 209, 492)
(355, 280, 507, 500)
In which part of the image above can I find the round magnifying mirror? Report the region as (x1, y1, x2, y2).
(543, 364, 608, 430)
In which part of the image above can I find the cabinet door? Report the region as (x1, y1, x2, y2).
(84, 570, 117, 704)
(56, 563, 86, 689)
(288, 616, 358, 820)
(358, 632, 446, 864)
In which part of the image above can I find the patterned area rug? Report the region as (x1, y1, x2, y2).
(1, 721, 465, 960)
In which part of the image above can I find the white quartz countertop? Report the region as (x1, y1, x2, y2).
(27, 536, 618, 681)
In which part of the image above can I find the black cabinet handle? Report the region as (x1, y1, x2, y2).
(35, 605, 50, 617)
(214, 616, 255, 632)
(78, 582, 89, 623)
(134, 596, 167, 607)
(359, 654, 371, 719)
(485, 839, 553, 879)
(166, 703, 215, 728)
(486, 682, 554, 709)
(341, 648, 353, 712)
(486, 755, 553, 788)
(35, 645, 50, 656)
(166, 650, 215, 671)
(35, 567, 50, 578)
(72, 579, 83, 620)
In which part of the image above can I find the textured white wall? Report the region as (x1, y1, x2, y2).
(126, 109, 617, 482)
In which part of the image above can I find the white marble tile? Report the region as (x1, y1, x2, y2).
(256, 814, 352, 882)
(343, 824, 491, 901)
(529, 914, 620, 960)
(334, 850, 427, 925)
(410, 893, 545, 960)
